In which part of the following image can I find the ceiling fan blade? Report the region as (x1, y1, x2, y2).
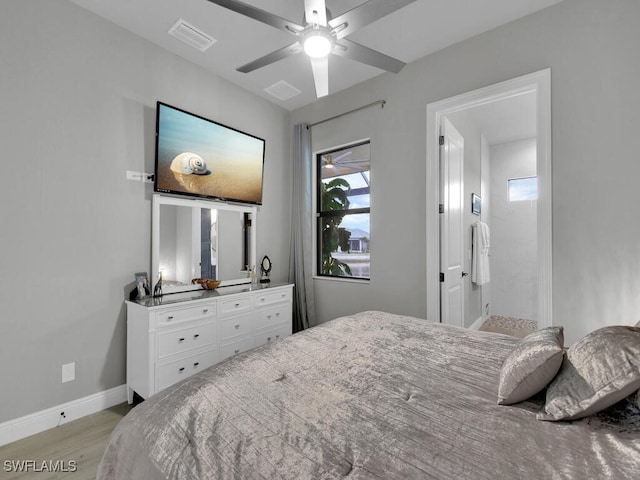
(237, 42, 303, 73)
(310, 56, 329, 98)
(329, 0, 417, 39)
(333, 39, 406, 73)
(206, 0, 305, 35)
(333, 151, 352, 162)
(304, 0, 327, 26)
(338, 165, 367, 171)
(338, 159, 368, 165)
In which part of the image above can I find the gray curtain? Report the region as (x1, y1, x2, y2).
(288, 124, 316, 332)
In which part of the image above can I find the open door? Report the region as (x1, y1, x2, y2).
(439, 117, 465, 326)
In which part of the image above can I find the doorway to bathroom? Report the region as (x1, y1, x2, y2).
(426, 69, 552, 330)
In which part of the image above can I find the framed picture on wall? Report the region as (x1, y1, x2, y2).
(471, 193, 481, 215)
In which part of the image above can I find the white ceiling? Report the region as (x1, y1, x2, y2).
(68, 0, 562, 111)
(448, 91, 537, 146)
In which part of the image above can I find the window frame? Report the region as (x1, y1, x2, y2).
(314, 140, 371, 282)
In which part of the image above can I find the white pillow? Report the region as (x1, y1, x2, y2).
(497, 327, 564, 405)
(538, 326, 640, 421)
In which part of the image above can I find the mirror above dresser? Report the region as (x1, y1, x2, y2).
(151, 194, 257, 294)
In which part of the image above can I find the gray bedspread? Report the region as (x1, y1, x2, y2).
(98, 311, 640, 479)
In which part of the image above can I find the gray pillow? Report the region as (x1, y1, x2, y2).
(538, 326, 640, 421)
(497, 326, 564, 405)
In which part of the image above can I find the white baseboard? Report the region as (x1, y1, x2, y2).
(469, 316, 485, 330)
(0, 384, 127, 447)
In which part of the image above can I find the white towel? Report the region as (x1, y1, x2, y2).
(472, 221, 490, 285)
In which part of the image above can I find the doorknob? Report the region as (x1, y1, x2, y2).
(462, 271, 469, 277)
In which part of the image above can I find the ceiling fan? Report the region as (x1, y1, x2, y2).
(322, 151, 370, 178)
(206, 0, 417, 98)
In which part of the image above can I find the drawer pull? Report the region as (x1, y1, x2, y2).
(178, 338, 185, 343)
(179, 367, 185, 373)
(267, 336, 272, 342)
(234, 302, 240, 307)
(203, 308, 208, 314)
(261, 298, 265, 302)
(276, 312, 280, 317)
(234, 349, 240, 354)
(167, 316, 174, 320)
(193, 334, 200, 339)
(267, 314, 272, 319)
(193, 362, 200, 367)
(276, 335, 280, 339)
(234, 324, 240, 329)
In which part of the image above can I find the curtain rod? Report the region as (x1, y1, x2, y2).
(308, 100, 386, 128)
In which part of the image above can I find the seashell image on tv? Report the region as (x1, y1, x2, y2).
(155, 102, 265, 205)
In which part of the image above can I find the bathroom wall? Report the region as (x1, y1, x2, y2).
(489, 138, 537, 320)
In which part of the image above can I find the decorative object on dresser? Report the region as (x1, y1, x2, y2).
(260, 255, 272, 283)
(134, 272, 150, 299)
(125, 283, 293, 404)
(152, 271, 162, 297)
(191, 278, 221, 290)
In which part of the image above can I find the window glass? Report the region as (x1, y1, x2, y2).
(508, 176, 537, 201)
(317, 142, 370, 280)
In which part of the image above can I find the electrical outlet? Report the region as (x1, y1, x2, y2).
(62, 362, 75, 383)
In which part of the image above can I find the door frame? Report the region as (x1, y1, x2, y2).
(426, 69, 552, 327)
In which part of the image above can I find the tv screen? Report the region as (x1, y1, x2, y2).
(154, 102, 265, 205)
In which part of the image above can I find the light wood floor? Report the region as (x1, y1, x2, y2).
(0, 403, 131, 479)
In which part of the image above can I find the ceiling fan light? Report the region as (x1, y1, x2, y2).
(304, 34, 332, 58)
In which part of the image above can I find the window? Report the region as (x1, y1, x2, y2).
(508, 176, 537, 201)
(316, 141, 370, 280)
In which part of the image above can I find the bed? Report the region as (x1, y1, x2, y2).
(98, 311, 640, 479)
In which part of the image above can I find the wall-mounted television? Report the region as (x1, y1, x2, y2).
(154, 101, 265, 205)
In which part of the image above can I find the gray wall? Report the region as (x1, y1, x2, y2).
(309, 95, 425, 324)
(0, 0, 291, 423)
(291, 0, 640, 344)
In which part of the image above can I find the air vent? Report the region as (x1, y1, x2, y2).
(168, 19, 216, 52)
(264, 80, 301, 101)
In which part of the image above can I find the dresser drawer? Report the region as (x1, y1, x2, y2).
(254, 288, 292, 308)
(219, 313, 252, 341)
(157, 350, 217, 391)
(157, 322, 216, 359)
(219, 337, 255, 361)
(218, 296, 252, 316)
(156, 304, 215, 325)
(219, 314, 252, 342)
(255, 305, 289, 330)
(255, 324, 290, 348)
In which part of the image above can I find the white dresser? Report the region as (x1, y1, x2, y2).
(126, 283, 293, 403)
